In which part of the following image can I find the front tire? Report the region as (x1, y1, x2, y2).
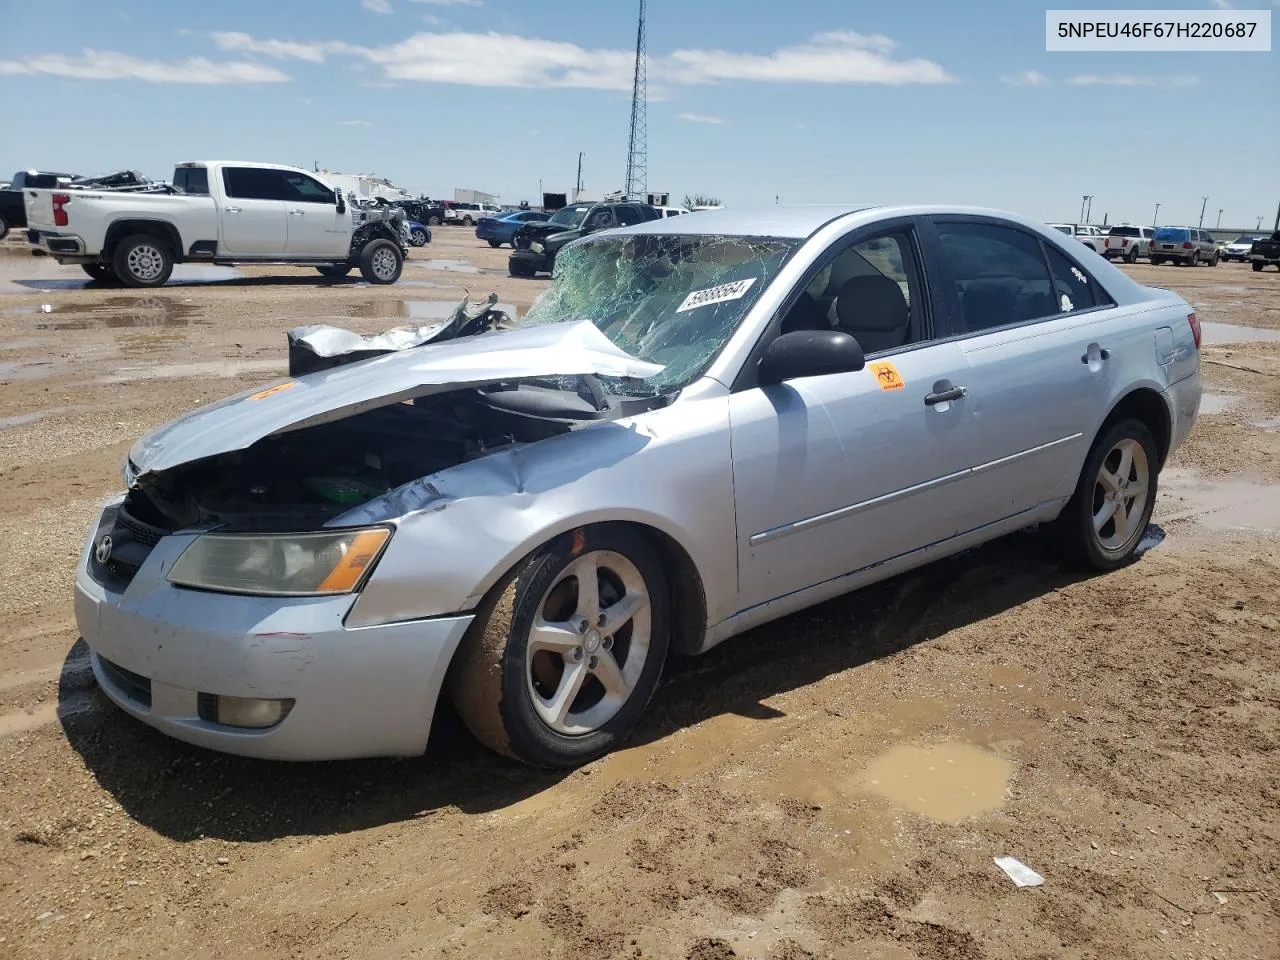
(0, 213, 8, 241)
(1124, 246, 1138, 264)
(358, 239, 403, 284)
(1253, 261, 1265, 272)
(463, 215, 474, 226)
(487, 239, 502, 248)
(410, 228, 429, 247)
(449, 526, 670, 768)
(427, 215, 441, 226)
(509, 258, 535, 278)
(112, 234, 173, 288)
(1045, 419, 1158, 571)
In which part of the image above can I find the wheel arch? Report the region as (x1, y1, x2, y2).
(1099, 385, 1172, 467)
(104, 218, 184, 262)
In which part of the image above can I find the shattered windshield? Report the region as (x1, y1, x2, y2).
(548, 205, 590, 229)
(522, 233, 800, 396)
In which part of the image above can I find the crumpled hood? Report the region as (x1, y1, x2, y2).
(128, 320, 663, 478)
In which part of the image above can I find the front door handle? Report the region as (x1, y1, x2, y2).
(223, 206, 242, 214)
(1081, 347, 1111, 363)
(924, 386, 966, 406)
(288, 208, 305, 216)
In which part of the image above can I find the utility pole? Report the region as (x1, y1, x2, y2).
(1215, 208, 1223, 229)
(1198, 196, 1209, 229)
(1152, 202, 1160, 227)
(1080, 195, 1088, 223)
(1273, 198, 1279, 231)
(576, 152, 584, 200)
(1258, 216, 1265, 231)
(1085, 196, 1094, 223)
(1102, 212, 1108, 227)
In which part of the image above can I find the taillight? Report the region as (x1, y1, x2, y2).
(1104, 238, 1111, 248)
(52, 193, 69, 227)
(1182, 242, 1193, 249)
(1187, 312, 1201, 350)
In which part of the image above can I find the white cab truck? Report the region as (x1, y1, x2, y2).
(24, 161, 407, 288)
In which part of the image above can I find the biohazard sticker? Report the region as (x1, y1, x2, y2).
(675, 278, 757, 313)
(249, 381, 299, 401)
(869, 361, 905, 391)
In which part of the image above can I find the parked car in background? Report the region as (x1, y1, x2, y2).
(406, 221, 432, 247)
(1221, 235, 1262, 263)
(1103, 225, 1153, 263)
(655, 206, 691, 218)
(475, 209, 551, 247)
(443, 201, 502, 226)
(25, 161, 408, 287)
(508, 200, 661, 277)
(0, 170, 75, 239)
(1149, 226, 1219, 266)
(72, 203, 1200, 764)
(1047, 223, 1104, 253)
(1250, 232, 1280, 271)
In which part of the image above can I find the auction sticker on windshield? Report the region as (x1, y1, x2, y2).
(676, 278, 757, 313)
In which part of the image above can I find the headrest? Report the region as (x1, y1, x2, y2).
(836, 275, 908, 332)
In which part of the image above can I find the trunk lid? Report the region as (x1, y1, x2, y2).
(128, 320, 664, 477)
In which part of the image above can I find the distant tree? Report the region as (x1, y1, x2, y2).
(683, 194, 721, 210)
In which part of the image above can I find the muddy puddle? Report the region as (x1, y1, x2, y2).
(101, 358, 283, 383)
(1160, 469, 1280, 536)
(860, 742, 1012, 822)
(3, 265, 244, 293)
(1199, 321, 1280, 346)
(0, 359, 56, 381)
(415, 259, 481, 274)
(27, 296, 205, 330)
(1254, 416, 1280, 430)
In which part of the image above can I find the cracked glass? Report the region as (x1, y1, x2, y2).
(522, 233, 800, 396)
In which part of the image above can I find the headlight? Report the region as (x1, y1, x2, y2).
(530, 241, 544, 254)
(168, 528, 391, 596)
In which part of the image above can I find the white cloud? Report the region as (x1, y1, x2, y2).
(362, 0, 393, 12)
(1002, 70, 1049, 87)
(421, 13, 444, 24)
(337, 119, 372, 126)
(677, 112, 728, 125)
(412, 0, 482, 6)
(0, 50, 290, 83)
(1069, 73, 1198, 87)
(210, 32, 338, 63)
(666, 31, 955, 85)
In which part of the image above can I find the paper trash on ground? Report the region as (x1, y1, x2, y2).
(994, 856, 1044, 887)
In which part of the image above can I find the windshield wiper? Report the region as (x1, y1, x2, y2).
(577, 374, 610, 411)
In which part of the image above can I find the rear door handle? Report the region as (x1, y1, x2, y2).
(1081, 347, 1111, 363)
(288, 208, 305, 216)
(223, 206, 242, 214)
(924, 386, 966, 406)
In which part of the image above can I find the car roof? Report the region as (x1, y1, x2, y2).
(622, 204, 880, 238)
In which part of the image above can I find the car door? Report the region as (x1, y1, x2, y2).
(280, 170, 349, 257)
(218, 167, 287, 255)
(730, 220, 981, 608)
(926, 217, 1115, 524)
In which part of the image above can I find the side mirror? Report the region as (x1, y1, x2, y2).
(757, 329, 865, 386)
(335, 189, 346, 214)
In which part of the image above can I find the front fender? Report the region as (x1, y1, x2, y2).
(343, 390, 737, 630)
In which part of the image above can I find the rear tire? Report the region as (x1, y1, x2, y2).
(1253, 261, 1265, 272)
(428, 215, 441, 226)
(448, 525, 670, 767)
(111, 234, 173, 288)
(1124, 247, 1138, 264)
(410, 228, 429, 247)
(1044, 418, 1158, 572)
(0, 213, 9, 241)
(1150, 257, 1163, 266)
(81, 263, 118, 284)
(316, 264, 351, 279)
(487, 239, 502, 248)
(358, 239, 403, 284)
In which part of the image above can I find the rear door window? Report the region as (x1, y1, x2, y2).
(221, 167, 285, 201)
(1044, 246, 1100, 312)
(935, 222, 1058, 332)
(614, 206, 644, 226)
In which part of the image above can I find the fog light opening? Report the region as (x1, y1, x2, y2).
(198, 694, 295, 729)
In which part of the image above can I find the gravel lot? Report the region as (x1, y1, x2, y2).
(0, 230, 1276, 960)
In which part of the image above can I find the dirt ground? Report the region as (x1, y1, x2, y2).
(0, 231, 1277, 960)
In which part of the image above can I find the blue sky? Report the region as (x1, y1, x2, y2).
(0, 0, 1275, 228)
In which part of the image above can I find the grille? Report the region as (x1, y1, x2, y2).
(98, 656, 152, 708)
(118, 508, 165, 547)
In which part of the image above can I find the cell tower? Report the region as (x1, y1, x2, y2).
(623, 0, 647, 201)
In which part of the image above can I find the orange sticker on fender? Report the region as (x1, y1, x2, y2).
(249, 381, 299, 401)
(869, 361, 905, 391)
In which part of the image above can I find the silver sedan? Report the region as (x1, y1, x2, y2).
(74, 205, 1202, 765)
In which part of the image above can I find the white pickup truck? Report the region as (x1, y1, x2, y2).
(24, 161, 408, 287)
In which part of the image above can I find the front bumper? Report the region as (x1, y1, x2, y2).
(509, 249, 550, 273)
(73, 500, 473, 760)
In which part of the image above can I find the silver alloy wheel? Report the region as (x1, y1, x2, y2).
(525, 550, 652, 736)
(1092, 437, 1150, 554)
(371, 246, 398, 280)
(126, 243, 165, 281)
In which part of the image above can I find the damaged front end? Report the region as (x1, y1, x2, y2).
(95, 320, 664, 590)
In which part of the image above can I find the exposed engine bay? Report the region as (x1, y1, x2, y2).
(130, 387, 580, 533)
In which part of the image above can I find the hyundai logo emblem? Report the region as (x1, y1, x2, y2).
(95, 535, 113, 565)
